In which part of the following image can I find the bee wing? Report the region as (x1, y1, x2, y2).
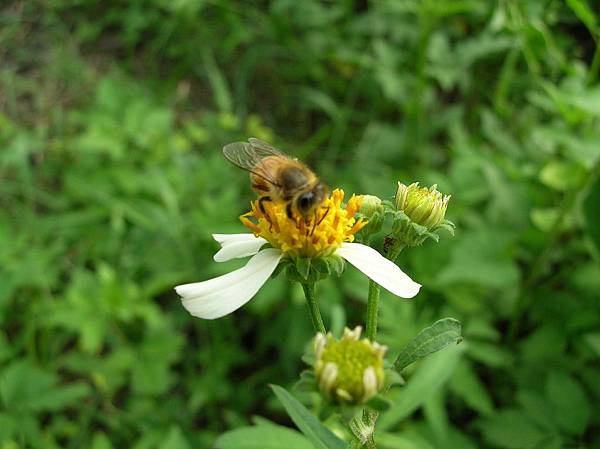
(247, 138, 285, 156)
(222, 139, 290, 187)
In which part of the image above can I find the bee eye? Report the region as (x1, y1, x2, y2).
(297, 192, 314, 213)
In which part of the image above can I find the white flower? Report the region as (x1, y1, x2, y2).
(175, 233, 421, 319)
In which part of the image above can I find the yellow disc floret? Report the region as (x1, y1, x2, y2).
(240, 189, 366, 259)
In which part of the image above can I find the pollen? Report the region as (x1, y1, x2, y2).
(240, 189, 367, 259)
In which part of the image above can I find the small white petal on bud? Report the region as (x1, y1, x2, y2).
(362, 367, 378, 402)
(319, 362, 338, 394)
(313, 333, 328, 360)
(372, 342, 388, 358)
(342, 325, 362, 341)
(336, 388, 353, 402)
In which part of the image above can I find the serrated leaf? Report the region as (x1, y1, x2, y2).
(394, 318, 462, 372)
(215, 425, 313, 449)
(270, 385, 346, 449)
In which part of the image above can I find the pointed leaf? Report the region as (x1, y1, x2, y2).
(394, 318, 462, 372)
(270, 385, 346, 449)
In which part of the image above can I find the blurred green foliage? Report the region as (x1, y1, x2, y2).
(1, 0, 599, 448)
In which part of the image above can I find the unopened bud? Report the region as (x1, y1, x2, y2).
(392, 181, 454, 247)
(395, 182, 450, 229)
(356, 195, 384, 242)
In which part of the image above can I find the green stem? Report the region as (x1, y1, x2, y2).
(587, 40, 600, 86)
(365, 280, 381, 341)
(365, 239, 406, 341)
(301, 282, 325, 333)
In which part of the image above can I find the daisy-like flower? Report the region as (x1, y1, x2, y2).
(175, 189, 421, 320)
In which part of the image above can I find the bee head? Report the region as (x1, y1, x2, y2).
(296, 182, 329, 216)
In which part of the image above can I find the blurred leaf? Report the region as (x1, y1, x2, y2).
(270, 385, 346, 449)
(545, 371, 590, 435)
(0, 360, 90, 413)
(478, 410, 547, 449)
(530, 207, 559, 232)
(161, 426, 191, 449)
(377, 432, 436, 449)
(566, 0, 598, 34)
(379, 344, 464, 430)
(516, 391, 555, 432)
(466, 341, 513, 368)
(394, 318, 463, 372)
(215, 424, 314, 449)
(449, 360, 494, 416)
(437, 231, 520, 289)
(91, 433, 114, 449)
(583, 177, 600, 253)
(539, 161, 586, 191)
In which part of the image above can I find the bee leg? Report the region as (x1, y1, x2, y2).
(259, 196, 274, 231)
(310, 210, 318, 236)
(258, 196, 272, 215)
(316, 206, 330, 226)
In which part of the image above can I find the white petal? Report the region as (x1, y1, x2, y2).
(175, 248, 283, 319)
(336, 243, 421, 298)
(212, 233, 268, 262)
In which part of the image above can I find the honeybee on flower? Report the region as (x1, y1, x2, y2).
(174, 139, 421, 321)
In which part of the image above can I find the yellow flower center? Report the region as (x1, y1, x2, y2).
(240, 189, 366, 258)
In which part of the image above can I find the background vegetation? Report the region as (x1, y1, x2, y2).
(1, 0, 599, 448)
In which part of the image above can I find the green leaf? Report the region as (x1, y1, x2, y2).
(161, 426, 191, 449)
(379, 343, 464, 430)
(215, 424, 314, 449)
(448, 360, 494, 416)
(365, 394, 392, 412)
(0, 360, 90, 412)
(545, 371, 590, 435)
(394, 318, 462, 372)
(539, 161, 586, 191)
(566, 0, 598, 34)
(479, 409, 547, 449)
(583, 177, 600, 254)
(269, 385, 346, 449)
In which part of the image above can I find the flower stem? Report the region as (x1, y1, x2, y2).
(365, 239, 406, 341)
(301, 282, 325, 333)
(365, 280, 381, 341)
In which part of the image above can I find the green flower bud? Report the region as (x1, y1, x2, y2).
(356, 195, 384, 243)
(359, 195, 383, 219)
(314, 326, 387, 404)
(395, 182, 450, 228)
(392, 181, 454, 247)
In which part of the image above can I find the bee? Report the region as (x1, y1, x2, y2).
(223, 138, 329, 221)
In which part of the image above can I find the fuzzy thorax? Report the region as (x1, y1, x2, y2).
(240, 189, 366, 259)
